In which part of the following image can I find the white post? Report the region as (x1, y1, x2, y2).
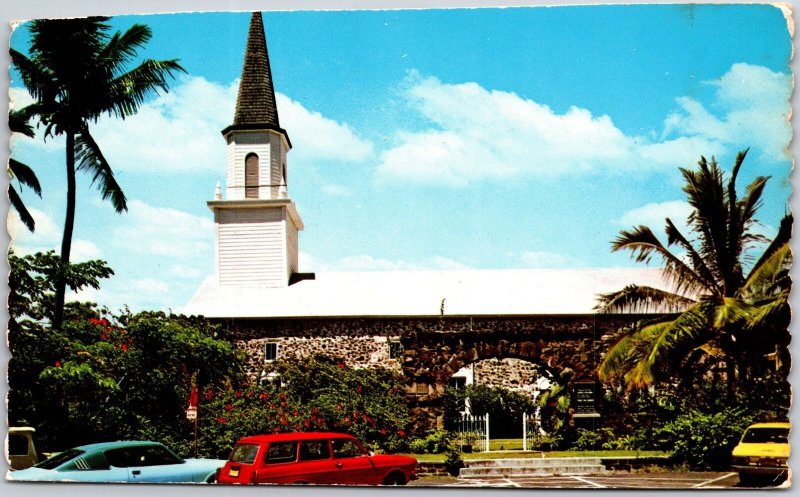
(523, 414, 527, 452)
(484, 414, 490, 452)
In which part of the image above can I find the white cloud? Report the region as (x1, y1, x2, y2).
(662, 63, 792, 162)
(619, 200, 694, 233)
(111, 199, 214, 258)
(376, 72, 718, 186)
(88, 76, 237, 174)
(377, 65, 788, 186)
(276, 94, 374, 164)
(8, 206, 61, 250)
(13, 76, 374, 176)
(299, 251, 469, 272)
(70, 239, 102, 262)
(519, 250, 583, 268)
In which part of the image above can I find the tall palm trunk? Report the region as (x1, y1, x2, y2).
(54, 132, 76, 329)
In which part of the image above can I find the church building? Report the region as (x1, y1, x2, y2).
(185, 12, 671, 432)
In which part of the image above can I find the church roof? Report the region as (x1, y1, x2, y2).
(222, 12, 289, 143)
(183, 267, 677, 319)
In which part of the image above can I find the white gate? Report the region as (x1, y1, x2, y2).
(522, 411, 543, 451)
(454, 413, 490, 452)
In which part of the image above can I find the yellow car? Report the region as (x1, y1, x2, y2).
(731, 422, 790, 486)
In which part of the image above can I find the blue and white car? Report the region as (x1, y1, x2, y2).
(7, 440, 225, 483)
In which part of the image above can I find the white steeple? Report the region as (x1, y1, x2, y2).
(207, 12, 303, 288)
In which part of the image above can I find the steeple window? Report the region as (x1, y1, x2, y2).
(245, 153, 259, 198)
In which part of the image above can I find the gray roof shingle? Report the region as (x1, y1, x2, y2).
(223, 12, 289, 144)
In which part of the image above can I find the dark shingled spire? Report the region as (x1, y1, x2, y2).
(222, 12, 290, 145)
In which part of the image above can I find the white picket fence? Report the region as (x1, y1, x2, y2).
(454, 413, 490, 452)
(522, 411, 544, 451)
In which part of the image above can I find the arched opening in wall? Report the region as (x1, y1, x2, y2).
(245, 153, 259, 198)
(443, 358, 556, 441)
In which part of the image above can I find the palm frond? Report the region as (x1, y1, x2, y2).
(9, 107, 36, 138)
(713, 297, 755, 328)
(98, 24, 153, 72)
(9, 48, 53, 103)
(742, 296, 790, 334)
(748, 214, 793, 281)
(619, 321, 675, 391)
(611, 225, 709, 295)
(734, 175, 769, 266)
(105, 59, 186, 119)
(664, 218, 719, 293)
(9, 158, 43, 197)
(606, 305, 714, 391)
(741, 243, 792, 299)
(726, 149, 748, 267)
(8, 185, 36, 232)
(680, 158, 729, 283)
(598, 331, 638, 383)
(74, 128, 127, 212)
(595, 284, 694, 314)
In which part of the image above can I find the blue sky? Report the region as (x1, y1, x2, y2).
(8, 4, 793, 313)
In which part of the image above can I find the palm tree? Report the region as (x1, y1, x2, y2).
(596, 149, 792, 397)
(11, 17, 185, 328)
(9, 107, 42, 231)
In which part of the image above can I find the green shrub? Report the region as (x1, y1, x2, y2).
(409, 430, 452, 454)
(569, 427, 627, 451)
(650, 409, 753, 470)
(444, 446, 465, 476)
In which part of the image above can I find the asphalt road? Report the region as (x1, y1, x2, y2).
(410, 471, 788, 489)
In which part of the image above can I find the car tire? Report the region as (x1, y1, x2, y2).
(738, 472, 761, 487)
(382, 471, 407, 486)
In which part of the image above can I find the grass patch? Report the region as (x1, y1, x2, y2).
(404, 450, 670, 463)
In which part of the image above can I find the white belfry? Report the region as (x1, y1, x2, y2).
(208, 12, 303, 288)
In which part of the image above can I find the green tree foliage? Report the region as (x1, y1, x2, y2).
(8, 251, 242, 452)
(443, 385, 535, 438)
(596, 150, 792, 397)
(11, 17, 185, 329)
(197, 356, 411, 458)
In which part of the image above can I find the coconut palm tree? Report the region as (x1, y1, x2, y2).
(596, 149, 792, 397)
(9, 107, 42, 232)
(11, 17, 185, 328)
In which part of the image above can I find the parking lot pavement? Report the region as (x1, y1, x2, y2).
(412, 471, 745, 489)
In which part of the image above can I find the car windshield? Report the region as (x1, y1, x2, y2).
(742, 427, 789, 444)
(34, 449, 85, 470)
(229, 444, 260, 464)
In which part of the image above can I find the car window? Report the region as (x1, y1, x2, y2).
(34, 449, 85, 470)
(264, 442, 296, 464)
(299, 441, 330, 461)
(742, 427, 790, 444)
(8, 434, 29, 456)
(64, 451, 111, 471)
(230, 443, 260, 464)
(332, 439, 365, 459)
(105, 445, 183, 467)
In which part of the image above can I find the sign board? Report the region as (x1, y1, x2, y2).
(186, 406, 197, 420)
(574, 383, 596, 414)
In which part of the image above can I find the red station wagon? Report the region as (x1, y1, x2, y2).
(217, 432, 417, 486)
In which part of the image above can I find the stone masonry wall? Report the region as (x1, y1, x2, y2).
(237, 336, 403, 378)
(219, 314, 649, 433)
(473, 358, 548, 398)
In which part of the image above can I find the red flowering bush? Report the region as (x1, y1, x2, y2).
(198, 355, 410, 458)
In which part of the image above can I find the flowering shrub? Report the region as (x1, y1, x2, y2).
(198, 356, 410, 458)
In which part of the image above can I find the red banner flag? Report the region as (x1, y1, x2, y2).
(188, 385, 198, 409)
